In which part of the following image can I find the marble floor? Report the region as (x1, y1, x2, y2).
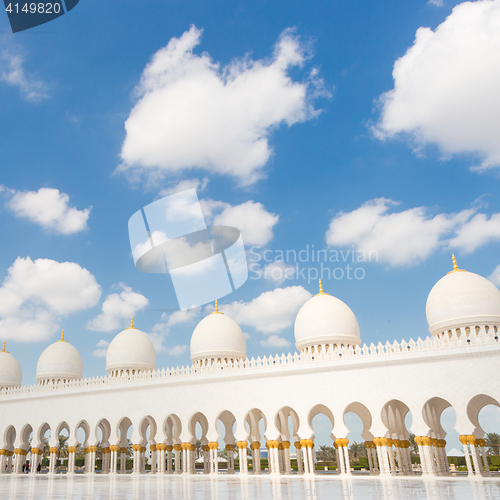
(0, 473, 499, 500)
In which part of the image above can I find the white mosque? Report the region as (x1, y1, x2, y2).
(0, 256, 499, 478)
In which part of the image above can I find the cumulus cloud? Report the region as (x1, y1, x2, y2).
(3, 186, 91, 235)
(151, 307, 201, 336)
(166, 344, 188, 356)
(158, 178, 208, 198)
(325, 198, 482, 267)
(260, 335, 291, 348)
(87, 283, 149, 332)
(373, 0, 500, 171)
(447, 213, 500, 254)
(221, 286, 311, 334)
(0, 46, 48, 102)
(92, 339, 109, 358)
(202, 199, 278, 246)
(119, 25, 328, 185)
(0, 257, 101, 342)
(488, 266, 500, 287)
(263, 261, 296, 285)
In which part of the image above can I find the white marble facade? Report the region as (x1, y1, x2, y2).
(0, 257, 499, 477)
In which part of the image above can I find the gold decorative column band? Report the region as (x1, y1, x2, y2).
(150, 444, 157, 452)
(267, 440, 280, 448)
(49, 447, 59, 454)
(132, 444, 142, 452)
(294, 441, 301, 449)
(110, 445, 120, 452)
(299, 439, 313, 448)
(335, 438, 349, 447)
(166, 445, 173, 452)
(67, 447, 77, 453)
(8, 451, 13, 456)
(0, 449, 6, 456)
(31, 448, 41, 455)
(208, 442, 218, 450)
(141, 447, 146, 453)
(157, 444, 167, 451)
(202, 445, 210, 452)
(236, 441, 248, 449)
(225, 444, 234, 451)
(101, 447, 110, 454)
(281, 441, 291, 449)
(173, 444, 182, 451)
(364, 441, 375, 449)
(120, 447, 127, 454)
(250, 442, 261, 450)
(14, 449, 28, 455)
(478, 439, 486, 447)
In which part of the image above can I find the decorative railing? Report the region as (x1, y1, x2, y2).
(1, 328, 498, 398)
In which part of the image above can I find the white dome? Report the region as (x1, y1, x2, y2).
(190, 304, 246, 364)
(36, 332, 83, 383)
(294, 282, 360, 352)
(106, 319, 156, 374)
(426, 258, 500, 336)
(0, 343, 22, 388)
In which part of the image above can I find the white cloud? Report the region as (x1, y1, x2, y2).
(488, 266, 500, 286)
(151, 307, 201, 336)
(263, 261, 296, 285)
(0, 257, 101, 342)
(0, 47, 48, 102)
(202, 199, 278, 246)
(260, 335, 291, 348)
(222, 286, 311, 334)
(4, 186, 91, 235)
(373, 0, 500, 171)
(158, 178, 208, 198)
(166, 345, 188, 356)
(325, 198, 475, 267)
(428, 0, 444, 6)
(119, 25, 328, 185)
(87, 283, 149, 332)
(447, 213, 500, 254)
(92, 340, 109, 358)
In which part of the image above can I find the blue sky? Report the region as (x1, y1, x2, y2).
(1, 1, 500, 446)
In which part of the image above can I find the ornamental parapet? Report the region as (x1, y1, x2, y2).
(0, 327, 498, 399)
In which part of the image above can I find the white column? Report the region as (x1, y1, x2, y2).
(174, 445, 181, 473)
(470, 443, 484, 476)
(166, 446, 173, 473)
(374, 439, 390, 476)
(337, 444, 346, 474)
(209, 443, 218, 474)
(120, 448, 127, 473)
(0, 452, 6, 473)
(283, 442, 292, 474)
(478, 440, 491, 477)
(251, 442, 261, 474)
(109, 446, 118, 474)
(238, 442, 248, 473)
(150, 445, 156, 474)
(300, 441, 310, 474)
(295, 442, 303, 475)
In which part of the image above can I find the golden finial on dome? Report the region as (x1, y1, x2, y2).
(447, 254, 467, 274)
(128, 316, 137, 329)
(1, 341, 6, 353)
(58, 329, 67, 342)
(319, 279, 324, 294)
(210, 300, 224, 315)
